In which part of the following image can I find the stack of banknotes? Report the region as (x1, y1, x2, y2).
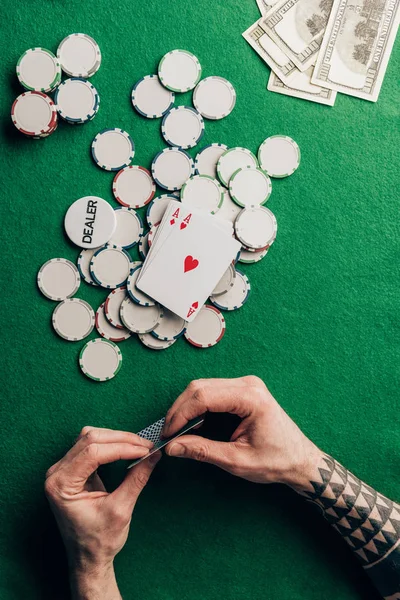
(244, 0, 400, 106)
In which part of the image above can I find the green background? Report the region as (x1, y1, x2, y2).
(1, 0, 399, 598)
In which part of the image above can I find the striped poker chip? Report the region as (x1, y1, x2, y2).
(57, 33, 101, 78)
(112, 165, 155, 208)
(184, 305, 226, 348)
(158, 49, 202, 93)
(139, 333, 177, 350)
(193, 76, 236, 120)
(105, 286, 130, 329)
(108, 207, 143, 249)
(90, 244, 133, 289)
(147, 222, 160, 248)
(151, 308, 187, 341)
(120, 297, 163, 334)
(161, 106, 204, 150)
(12, 91, 57, 137)
(146, 194, 176, 228)
(212, 264, 236, 296)
(138, 231, 149, 260)
(95, 302, 131, 342)
(131, 74, 174, 118)
(52, 298, 95, 341)
(37, 258, 80, 301)
(258, 135, 301, 178)
(79, 338, 122, 382)
(151, 147, 195, 191)
(127, 265, 155, 307)
(217, 147, 258, 188)
(54, 77, 99, 124)
(239, 246, 269, 264)
(181, 175, 223, 215)
(229, 166, 272, 208)
(91, 128, 135, 171)
(195, 143, 228, 178)
(77, 247, 102, 286)
(217, 188, 242, 225)
(16, 47, 61, 92)
(209, 270, 250, 311)
(234, 207, 277, 250)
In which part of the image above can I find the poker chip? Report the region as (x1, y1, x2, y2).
(139, 333, 177, 350)
(11, 91, 57, 137)
(91, 129, 135, 171)
(229, 167, 272, 208)
(112, 166, 155, 209)
(210, 270, 250, 311)
(95, 303, 131, 342)
(79, 338, 122, 382)
(217, 148, 258, 187)
(90, 245, 133, 289)
(131, 74, 175, 118)
(138, 231, 149, 259)
(152, 308, 187, 341)
(146, 194, 176, 228)
(57, 33, 101, 78)
(77, 247, 101, 286)
(120, 298, 163, 334)
(184, 305, 226, 348)
(37, 258, 80, 301)
(180, 175, 223, 215)
(127, 265, 155, 307)
(16, 47, 61, 92)
(239, 246, 269, 264)
(54, 77, 99, 123)
(216, 188, 242, 225)
(158, 49, 202, 92)
(212, 264, 236, 296)
(234, 207, 277, 249)
(147, 223, 160, 248)
(64, 196, 117, 249)
(52, 298, 95, 341)
(193, 76, 236, 120)
(105, 286, 129, 329)
(258, 135, 300, 178)
(195, 143, 228, 178)
(151, 147, 195, 191)
(108, 208, 143, 249)
(161, 106, 204, 149)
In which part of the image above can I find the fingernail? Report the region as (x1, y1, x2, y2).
(168, 443, 185, 457)
(149, 452, 162, 465)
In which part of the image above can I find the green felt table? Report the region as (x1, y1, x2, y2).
(1, 1, 399, 598)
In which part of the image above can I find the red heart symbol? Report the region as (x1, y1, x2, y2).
(180, 222, 187, 230)
(184, 255, 199, 273)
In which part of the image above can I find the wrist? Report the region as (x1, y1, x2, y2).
(69, 559, 121, 600)
(282, 441, 324, 492)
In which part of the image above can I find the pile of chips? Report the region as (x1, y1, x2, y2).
(11, 33, 101, 138)
(37, 48, 301, 382)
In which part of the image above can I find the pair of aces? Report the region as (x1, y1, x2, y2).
(137, 200, 241, 321)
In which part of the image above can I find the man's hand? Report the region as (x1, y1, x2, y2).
(45, 427, 161, 600)
(163, 376, 322, 489)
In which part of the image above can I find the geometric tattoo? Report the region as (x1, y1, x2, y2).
(303, 455, 400, 599)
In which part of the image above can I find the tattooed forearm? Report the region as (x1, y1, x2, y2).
(299, 454, 400, 599)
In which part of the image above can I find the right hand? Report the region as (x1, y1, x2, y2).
(163, 376, 322, 489)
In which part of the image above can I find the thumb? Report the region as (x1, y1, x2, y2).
(165, 435, 237, 472)
(112, 451, 162, 511)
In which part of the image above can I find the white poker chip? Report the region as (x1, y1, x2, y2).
(216, 188, 242, 225)
(16, 47, 61, 93)
(258, 136, 300, 178)
(139, 333, 177, 350)
(77, 247, 101, 286)
(138, 231, 149, 259)
(217, 148, 258, 187)
(54, 77, 99, 123)
(239, 246, 269, 264)
(52, 298, 95, 341)
(212, 264, 236, 296)
(210, 270, 250, 311)
(195, 143, 228, 178)
(11, 91, 57, 137)
(91, 129, 135, 171)
(105, 286, 129, 329)
(90, 245, 133, 289)
(147, 223, 160, 248)
(37, 258, 80, 301)
(112, 166, 155, 209)
(120, 297, 163, 334)
(152, 308, 187, 341)
(193, 76, 236, 120)
(95, 303, 131, 342)
(158, 49, 202, 92)
(234, 207, 277, 249)
(57, 33, 101, 78)
(229, 167, 272, 208)
(151, 148, 195, 191)
(64, 196, 117, 249)
(180, 175, 223, 215)
(108, 208, 143, 249)
(184, 305, 226, 348)
(131, 74, 174, 118)
(146, 194, 176, 228)
(161, 106, 204, 149)
(79, 338, 122, 382)
(127, 265, 155, 307)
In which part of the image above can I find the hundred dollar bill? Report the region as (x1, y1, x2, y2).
(256, 0, 280, 15)
(243, 19, 299, 84)
(260, 0, 334, 72)
(311, 0, 400, 102)
(267, 68, 337, 105)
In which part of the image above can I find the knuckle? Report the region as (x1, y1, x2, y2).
(188, 379, 202, 393)
(84, 442, 99, 461)
(243, 375, 263, 388)
(191, 444, 209, 462)
(44, 475, 58, 499)
(84, 429, 98, 444)
(134, 471, 150, 489)
(80, 425, 93, 437)
(110, 505, 131, 527)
